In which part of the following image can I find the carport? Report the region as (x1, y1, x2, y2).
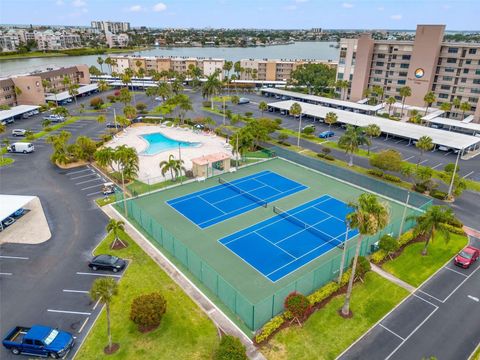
(425, 117, 480, 137)
(0, 105, 41, 123)
(45, 83, 99, 103)
(0, 194, 35, 231)
(268, 100, 480, 156)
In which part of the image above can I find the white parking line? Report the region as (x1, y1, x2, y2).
(467, 295, 479, 302)
(463, 171, 474, 179)
(81, 184, 101, 191)
(444, 266, 469, 277)
(87, 191, 102, 197)
(66, 169, 90, 175)
(76, 272, 121, 278)
(0, 272, 13, 275)
(444, 152, 452, 157)
(0, 255, 29, 260)
(419, 159, 428, 165)
(431, 163, 443, 169)
(63, 289, 89, 294)
(93, 299, 101, 310)
(75, 177, 102, 185)
(379, 323, 405, 341)
(395, 139, 404, 144)
(70, 173, 95, 180)
(47, 309, 92, 315)
(78, 317, 90, 333)
(404, 155, 415, 161)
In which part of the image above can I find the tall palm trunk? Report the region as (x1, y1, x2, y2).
(341, 234, 362, 316)
(337, 226, 349, 283)
(121, 170, 128, 217)
(348, 153, 354, 166)
(422, 228, 434, 256)
(107, 303, 112, 350)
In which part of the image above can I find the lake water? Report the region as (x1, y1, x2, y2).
(0, 41, 339, 77)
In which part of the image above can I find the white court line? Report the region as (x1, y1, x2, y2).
(404, 155, 415, 161)
(63, 289, 89, 294)
(81, 184, 101, 191)
(0, 272, 13, 275)
(253, 230, 297, 259)
(70, 173, 95, 180)
(444, 266, 469, 277)
(76, 272, 121, 278)
(379, 324, 405, 341)
(75, 177, 102, 185)
(0, 255, 29, 260)
(48, 309, 91, 316)
(463, 171, 474, 179)
(78, 317, 90, 333)
(431, 163, 443, 170)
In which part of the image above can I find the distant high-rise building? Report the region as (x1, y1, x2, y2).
(91, 21, 130, 34)
(311, 28, 322, 33)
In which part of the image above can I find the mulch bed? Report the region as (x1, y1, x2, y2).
(104, 343, 120, 355)
(111, 240, 128, 250)
(138, 324, 159, 333)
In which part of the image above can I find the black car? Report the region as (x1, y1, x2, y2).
(88, 255, 126, 272)
(106, 122, 122, 129)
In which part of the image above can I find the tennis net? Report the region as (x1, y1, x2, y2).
(273, 206, 344, 249)
(218, 178, 268, 208)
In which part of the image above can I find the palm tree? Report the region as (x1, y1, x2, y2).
(42, 119, 52, 129)
(364, 124, 381, 155)
(97, 57, 104, 74)
(202, 70, 223, 109)
(89, 278, 119, 353)
(335, 80, 350, 100)
(115, 145, 138, 215)
(258, 101, 268, 116)
(106, 219, 127, 249)
(159, 154, 184, 181)
(104, 57, 113, 73)
(98, 79, 109, 93)
(399, 86, 412, 118)
(324, 111, 338, 129)
(423, 91, 436, 116)
(440, 102, 452, 116)
(231, 95, 239, 106)
(175, 94, 193, 124)
(415, 136, 434, 168)
(289, 102, 303, 147)
(459, 102, 471, 120)
(371, 85, 384, 104)
(123, 105, 137, 120)
(341, 193, 389, 316)
(95, 147, 115, 171)
(386, 96, 396, 116)
(97, 115, 106, 124)
(338, 125, 371, 166)
(157, 82, 172, 101)
(409, 206, 455, 255)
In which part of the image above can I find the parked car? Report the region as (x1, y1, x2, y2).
(154, 96, 163, 101)
(106, 122, 122, 129)
(43, 115, 64, 123)
(318, 130, 335, 139)
(12, 208, 27, 218)
(21, 112, 31, 119)
(88, 254, 126, 272)
(1, 118, 14, 125)
(2, 325, 75, 358)
(238, 97, 250, 104)
(7, 142, 34, 154)
(102, 182, 116, 195)
(438, 146, 450, 152)
(2, 217, 15, 227)
(12, 129, 27, 137)
(454, 246, 479, 269)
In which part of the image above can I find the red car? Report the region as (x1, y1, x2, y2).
(454, 246, 479, 269)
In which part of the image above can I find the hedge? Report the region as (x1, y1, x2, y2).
(371, 250, 388, 264)
(442, 223, 466, 235)
(398, 230, 415, 247)
(384, 174, 402, 183)
(254, 315, 285, 343)
(317, 153, 335, 161)
(430, 190, 448, 200)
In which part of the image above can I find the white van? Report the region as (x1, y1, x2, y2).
(7, 142, 35, 154)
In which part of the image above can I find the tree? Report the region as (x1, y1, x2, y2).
(89, 278, 119, 353)
(423, 91, 436, 115)
(399, 86, 412, 118)
(214, 335, 247, 360)
(440, 102, 452, 115)
(342, 193, 389, 316)
(123, 105, 137, 120)
(386, 96, 396, 115)
(52, 106, 69, 118)
(338, 125, 371, 166)
(202, 70, 223, 109)
(459, 102, 471, 120)
(415, 136, 434, 168)
(290, 63, 336, 94)
(14, 86, 22, 97)
(335, 80, 350, 100)
(364, 124, 381, 155)
(369, 149, 403, 172)
(74, 136, 97, 162)
(130, 292, 167, 332)
(98, 79, 109, 92)
(173, 94, 193, 124)
(258, 101, 268, 116)
(324, 111, 338, 129)
(42, 119, 52, 129)
(379, 234, 398, 260)
(284, 292, 310, 326)
(118, 88, 132, 106)
(409, 206, 455, 255)
(90, 97, 104, 109)
(289, 102, 303, 147)
(171, 79, 184, 95)
(371, 85, 384, 104)
(106, 219, 127, 249)
(68, 83, 79, 105)
(159, 154, 185, 181)
(352, 256, 371, 282)
(231, 95, 239, 106)
(97, 57, 104, 73)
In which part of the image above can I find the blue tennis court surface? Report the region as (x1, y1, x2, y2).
(166, 171, 307, 228)
(219, 195, 359, 282)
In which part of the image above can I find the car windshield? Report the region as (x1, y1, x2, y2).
(459, 251, 472, 259)
(44, 329, 59, 345)
(109, 256, 119, 264)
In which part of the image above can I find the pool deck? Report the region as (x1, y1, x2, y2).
(105, 124, 232, 183)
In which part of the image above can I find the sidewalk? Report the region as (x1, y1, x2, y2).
(102, 205, 265, 360)
(370, 262, 416, 293)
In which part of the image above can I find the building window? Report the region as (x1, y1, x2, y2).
(440, 85, 451, 90)
(373, 77, 382, 82)
(399, 71, 408, 77)
(473, 79, 480, 84)
(461, 78, 467, 83)
(376, 61, 384, 66)
(390, 63, 396, 68)
(402, 55, 411, 60)
(458, 87, 465, 93)
(469, 97, 477, 102)
(377, 54, 385, 59)
(337, 72, 344, 80)
(463, 69, 469, 74)
(442, 76, 453, 81)
(349, 74, 353, 81)
(476, 69, 480, 75)
(446, 58, 457, 63)
(448, 47, 459, 53)
(472, 88, 480, 94)
(400, 63, 409, 68)
(374, 70, 382, 74)
(397, 80, 406, 85)
(438, 93, 449, 99)
(469, 48, 477, 54)
(466, 60, 472, 65)
(445, 67, 455, 72)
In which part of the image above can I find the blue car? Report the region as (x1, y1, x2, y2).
(318, 130, 335, 139)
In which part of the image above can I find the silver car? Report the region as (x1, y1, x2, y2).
(12, 129, 27, 137)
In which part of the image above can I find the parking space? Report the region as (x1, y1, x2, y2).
(63, 165, 108, 199)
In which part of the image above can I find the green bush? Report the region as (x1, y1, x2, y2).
(398, 230, 415, 247)
(371, 250, 388, 264)
(254, 315, 285, 343)
(317, 153, 335, 161)
(274, 118, 282, 125)
(90, 97, 104, 109)
(214, 335, 247, 360)
(367, 169, 384, 178)
(202, 101, 211, 107)
(430, 190, 448, 200)
(353, 256, 371, 280)
(130, 292, 167, 331)
(302, 126, 315, 135)
(136, 102, 147, 112)
(307, 282, 339, 306)
(442, 223, 466, 235)
(245, 111, 253, 118)
(284, 292, 310, 321)
(384, 174, 402, 183)
(446, 217, 463, 228)
(379, 234, 399, 255)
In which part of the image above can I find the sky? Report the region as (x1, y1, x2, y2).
(0, 0, 479, 30)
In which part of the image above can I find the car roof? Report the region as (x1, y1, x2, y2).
(464, 246, 479, 253)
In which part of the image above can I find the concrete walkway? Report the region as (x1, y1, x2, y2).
(370, 262, 416, 293)
(102, 205, 265, 360)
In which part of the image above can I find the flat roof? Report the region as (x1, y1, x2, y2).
(191, 152, 231, 166)
(268, 100, 480, 150)
(425, 117, 480, 133)
(0, 194, 35, 222)
(261, 88, 384, 112)
(45, 83, 98, 101)
(109, 81, 158, 87)
(0, 105, 40, 121)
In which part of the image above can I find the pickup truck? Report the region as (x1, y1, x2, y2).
(2, 325, 74, 358)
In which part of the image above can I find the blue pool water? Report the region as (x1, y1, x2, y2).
(140, 132, 201, 155)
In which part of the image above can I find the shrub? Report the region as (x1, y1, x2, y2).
(254, 315, 285, 344)
(367, 168, 384, 178)
(379, 234, 399, 255)
(307, 282, 339, 306)
(278, 133, 288, 142)
(106, 95, 116, 103)
(284, 292, 310, 322)
(274, 118, 282, 125)
(317, 153, 335, 161)
(442, 223, 465, 235)
(214, 335, 247, 360)
(90, 97, 104, 109)
(302, 126, 315, 135)
(371, 250, 388, 264)
(370, 149, 403, 172)
(244, 111, 253, 118)
(322, 147, 331, 155)
(446, 217, 463, 228)
(136, 102, 147, 112)
(39, 104, 50, 112)
(353, 256, 371, 280)
(398, 230, 415, 247)
(443, 163, 459, 173)
(430, 190, 448, 200)
(414, 182, 428, 193)
(384, 174, 401, 183)
(130, 292, 167, 331)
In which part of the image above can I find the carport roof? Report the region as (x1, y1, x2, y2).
(0, 195, 35, 222)
(261, 88, 384, 112)
(269, 100, 480, 150)
(45, 83, 98, 101)
(0, 105, 41, 121)
(425, 117, 480, 133)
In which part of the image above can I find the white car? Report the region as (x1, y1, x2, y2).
(12, 129, 27, 137)
(154, 97, 163, 101)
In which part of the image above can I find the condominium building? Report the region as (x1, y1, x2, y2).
(336, 25, 480, 122)
(91, 21, 130, 34)
(105, 31, 129, 48)
(0, 65, 90, 107)
(239, 59, 336, 82)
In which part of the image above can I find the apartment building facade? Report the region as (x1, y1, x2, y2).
(239, 59, 336, 82)
(91, 21, 130, 34)
(337, 25, 480, 122)
(105, 32, 129, 48)
(0, 65, 90, 107)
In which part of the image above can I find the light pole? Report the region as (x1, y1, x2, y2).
(178, 144, 183, 184)
(398, 191, 411, 237)
(297, 114, 302, 147)
(447, 147, 462, 198)
(223, 97, 226, 125)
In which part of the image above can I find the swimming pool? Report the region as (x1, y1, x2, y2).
(140, 132, 201, 155)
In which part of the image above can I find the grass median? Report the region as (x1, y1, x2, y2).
(382, 232, 468, 287)
(76, 229, 218, 359)
(261, 272, 409, 360)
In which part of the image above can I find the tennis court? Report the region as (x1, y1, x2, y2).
(166, 170, 307, 228)
(219, 195, 359, 282)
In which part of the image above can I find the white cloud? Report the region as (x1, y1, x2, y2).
(390, 14, 402, 20)
(342, 2, 354, 8)
(72, 0, 86, 7)
(153, 2, 167, 12)
(129, 5, 143, 12)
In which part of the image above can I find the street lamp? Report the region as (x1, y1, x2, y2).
(447, 147, 463, 198)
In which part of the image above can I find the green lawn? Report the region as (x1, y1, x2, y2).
(76, 230, 219, 359)
(382, 232, 468, 287)
(261, 272, 409, 360)
(95, 195, 116, 207)
(0, 156, 14, 167)
(212, 96, 233, 102)
(127, 177, 187, 195)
